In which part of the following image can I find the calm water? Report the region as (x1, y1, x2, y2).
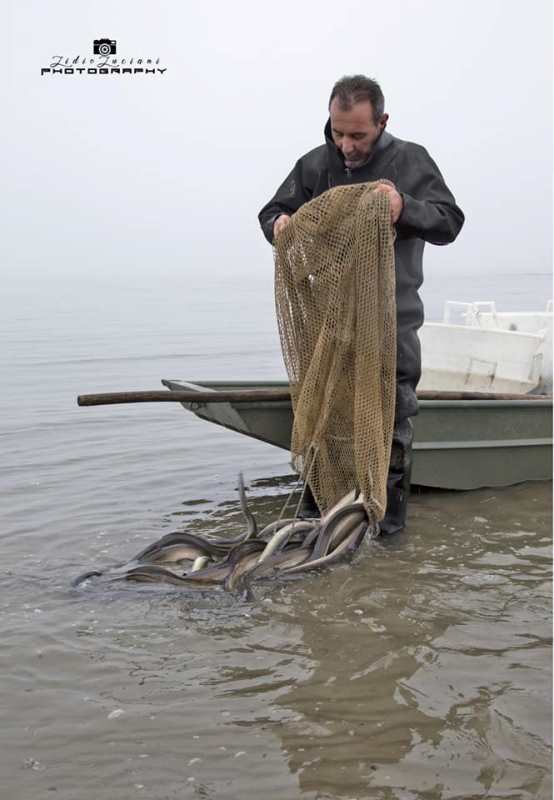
(1, 270, 552, 799)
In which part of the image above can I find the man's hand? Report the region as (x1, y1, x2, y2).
(373, 180, 404, 224)
(273, 214, 291, 239)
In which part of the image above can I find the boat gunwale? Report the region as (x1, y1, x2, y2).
(161, 380, 553, 409)
(161, 379, 552, 487)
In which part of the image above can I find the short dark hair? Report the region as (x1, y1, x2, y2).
(329, 75, 385, 123)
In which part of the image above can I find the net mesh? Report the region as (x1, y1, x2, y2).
(273, 182, 397, 521)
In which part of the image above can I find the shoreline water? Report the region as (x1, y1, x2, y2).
(1, 269, 551, 799)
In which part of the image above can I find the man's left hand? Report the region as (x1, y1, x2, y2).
(373, 179, 404, 224)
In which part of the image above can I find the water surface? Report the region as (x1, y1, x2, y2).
(1, 272, 551, 799)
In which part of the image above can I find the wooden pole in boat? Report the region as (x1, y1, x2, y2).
(76, 389, 553, 406)
(77, 390, 293, 406)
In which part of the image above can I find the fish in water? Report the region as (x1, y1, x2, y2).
(71, 532, 215, 587)
(72, 473, 258, 586)
(116, 564, 204, 587)
(73, 475, 374, 594)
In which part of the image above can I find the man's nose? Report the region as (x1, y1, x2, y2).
(340, 137, 355, 153)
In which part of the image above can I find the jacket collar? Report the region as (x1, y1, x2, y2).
(324, 119, 393, 175)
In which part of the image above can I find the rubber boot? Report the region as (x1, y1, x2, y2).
(378, 417, 414, 536)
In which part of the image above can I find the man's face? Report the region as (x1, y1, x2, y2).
(329, 98, 388, 169)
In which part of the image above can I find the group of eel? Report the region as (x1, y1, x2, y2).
(72, 476, 373, 597)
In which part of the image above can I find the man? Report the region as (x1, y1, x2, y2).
(259, 75, 464, 534)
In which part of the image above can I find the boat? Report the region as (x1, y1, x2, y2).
(419, 300, 552, 395)
(449, 300, 553, 392)
(161, 379, 552, 490)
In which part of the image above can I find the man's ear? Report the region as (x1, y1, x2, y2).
(380, 113, 389, 130)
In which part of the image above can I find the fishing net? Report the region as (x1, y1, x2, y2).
(273, 182, 397, 521)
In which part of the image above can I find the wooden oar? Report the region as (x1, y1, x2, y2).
(76, 389, 553, 406)
(77, 390, 292, 406)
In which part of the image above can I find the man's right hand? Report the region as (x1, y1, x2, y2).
(273, 214, 291, 239)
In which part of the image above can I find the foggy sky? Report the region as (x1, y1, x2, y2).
(6, 0, 553, 284)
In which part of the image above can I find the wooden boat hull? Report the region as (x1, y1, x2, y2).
(162, 380, 552, 490)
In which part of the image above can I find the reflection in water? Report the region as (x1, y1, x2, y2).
(220, 482, 552, 799)
(0, 478, 551, 800)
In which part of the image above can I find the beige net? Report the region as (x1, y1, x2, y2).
(274, 182, 397, 521)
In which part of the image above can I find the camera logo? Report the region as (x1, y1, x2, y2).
(93, 38, 117, 56)
(41, 37, 167, 76)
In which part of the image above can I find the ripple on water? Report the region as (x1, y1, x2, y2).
(1, 467, 551, 799)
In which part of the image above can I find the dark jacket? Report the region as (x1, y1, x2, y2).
(258, 122, 465, 417)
